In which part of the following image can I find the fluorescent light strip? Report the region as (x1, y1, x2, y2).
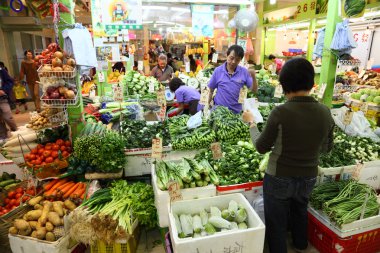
(214, 10, 229, 14)
(170, 7, 190, 12)
(142, 6, 169, 10)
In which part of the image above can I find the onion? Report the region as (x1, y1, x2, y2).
(46, 86, 56, 95)
(66, 58, 76, 67)
(64, 90, 75, 99)
(50, 91, 60, 99)
(58, 86, 68, 95)
(48, 43, 58, 52)
(54, 51, 64, 59)
(52, 57, 62, 67)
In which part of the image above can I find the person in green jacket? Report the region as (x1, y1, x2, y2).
(242, 58, 334, 253)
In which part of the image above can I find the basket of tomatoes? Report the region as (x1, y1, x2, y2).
(24, 139, 72, 179)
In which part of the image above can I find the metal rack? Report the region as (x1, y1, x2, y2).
(40, 92, 79, 108)
(38, 64, 77, 79)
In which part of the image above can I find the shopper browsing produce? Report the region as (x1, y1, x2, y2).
(242, 58, 335, 253)
(168, 77, 203, 116)
(0, 68, 17, 142)
(208, 45, 254, 114)
(268, 54, 283, 74)
(150, 54, 174, 82)
(19, 50, 40, 112)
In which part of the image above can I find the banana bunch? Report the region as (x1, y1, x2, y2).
(82, 81, 96, 94)
(185, 47, 204, 55)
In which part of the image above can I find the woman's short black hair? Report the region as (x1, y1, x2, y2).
(268, 54, 276, 60)
(24, 50, 33, 56)
(279, 58, 315, 94)
(227, 45, 244, 59)
(169, 77, 185, 92)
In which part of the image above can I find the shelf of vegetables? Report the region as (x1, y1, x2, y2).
(168, 194, 265, 253)
(152, 159, 217, 227)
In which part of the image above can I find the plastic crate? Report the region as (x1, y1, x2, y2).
(216, 181, 263, 206)
(308, 212, 380, 253)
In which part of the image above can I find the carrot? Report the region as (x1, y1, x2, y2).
(49, 179, 68, 192)
(43, 179, 59, 191)
(44, 188, 58, 198)
(57, 182, 75, 196)
(80, 191, 86, 200)
(63, 183, 81, 199)
(44, 179, 68, 198)
(70, 183, 85, 199)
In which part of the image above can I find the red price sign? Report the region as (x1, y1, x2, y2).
(158, 105, 166, 122)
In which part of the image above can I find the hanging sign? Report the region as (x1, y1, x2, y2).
(296, 0, 317, 21)
(148, 80, 155, 93)
(212, 53, 218, 63)
(211, 142, 223, 160)
(112, 84, 124, 102)
(152, 137, 163, 159)
(199, 87, 209, 105)
(192, 5, 214, 37)
(158, 105, 167, 122)
(318, 83, 327, 99)
(237, 39, 247, 52)
(238, 86, 248, 104)
(98, 72, 105, 82)
(167, 181, 183, 203)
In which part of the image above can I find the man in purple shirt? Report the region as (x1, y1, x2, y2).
(208, 45, 254, 114)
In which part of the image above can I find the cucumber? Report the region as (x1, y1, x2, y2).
(0, 179, 16, 188)
(4, 182, 21, 191)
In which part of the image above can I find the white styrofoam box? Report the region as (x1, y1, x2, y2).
(216, 181, 263, 207)
(9, 234, 71, 253)
(152, 164, 216, 228)
(168, 193, 266, 253)
(308, 207, 380, 238)
(124, 148, 200, 176)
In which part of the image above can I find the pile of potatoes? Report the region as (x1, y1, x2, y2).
(9, 196, 77, 241)
(27, 109, 59, 130)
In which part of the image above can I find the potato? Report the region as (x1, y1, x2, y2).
(34, 204, 43, 210)
(18, 226, 32, 236)
(45, 222, 54, 232)
(25, 210, 42, 221)
(31, 231, 37, 238)
(28, 196, 43, 207)
(14, 219, 30, 231)
(52, 202, 64, 217)
(29, 221, 38, 230)
(35, 228, 46, 240)
(38, 201, 52, 226)
(64, 199, 76, 211)
(9, 227, 18, 235)
(47, 212, 61, 226)
(45, 232, 56, 242)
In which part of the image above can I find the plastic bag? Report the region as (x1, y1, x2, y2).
(187, 111, 202, 129)
(331, 107, 380, 142)
(252, 196, 265, 224)
(243, 98, 264, 123)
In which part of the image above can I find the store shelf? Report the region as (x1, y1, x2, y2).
(38, 64, 77, 79)
(40, 92, 79, 108)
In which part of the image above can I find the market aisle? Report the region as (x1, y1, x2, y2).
(11, 102, 35, 127)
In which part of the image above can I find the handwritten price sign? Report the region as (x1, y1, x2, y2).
(151, 137, 163, 159)
(167, 181, 183, 203)
(199, 87, 209, 105)
(157, 88, 166, 106)
(211, 142, 223, 160)
(238, 86, 248, 104)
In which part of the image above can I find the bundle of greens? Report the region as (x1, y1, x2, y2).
(319, 128, 380, 168)
(310, 180, 380, 226)
(168, 115, 216, 150)
(121, 71, 160, 99)
(121, 119, 170, 149)
(210, 106, 250, 143)
(174, 200, 249, 239)
(196, 141, 265, 185)
(155, 159, 219, 190)
(74, 131, 126, 173)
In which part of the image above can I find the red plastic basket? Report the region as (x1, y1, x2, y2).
(308, 212, 380, 253)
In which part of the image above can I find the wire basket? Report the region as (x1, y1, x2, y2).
(38, 64, 76, 78)
(41, 92, 79, 108)
(48, 110, 68, 125)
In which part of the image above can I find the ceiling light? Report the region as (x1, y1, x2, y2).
(270, 0, 276, 5)
(171, 7, 190, 12)
(143, 6, 169, 10)
(159, 27, 163, 32)
(214, 10, 229, 14)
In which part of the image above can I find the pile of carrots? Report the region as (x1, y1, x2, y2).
(43, 179, 87, 200)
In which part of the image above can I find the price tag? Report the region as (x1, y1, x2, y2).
(274, 85, 283, 98)
(149, 80, 155, 93)
(211, 142, 223, 160)
(366, 58, 374, 70)
(352, 162, 364, 180)
(310, 87, 316, 95)
(343, 110, 354, 125)
(157, 87, 166, 106)
(152, 137, 163, 159)
(138, 61, 144, 71)
(112, 84, 123, 102)
(199, 87, 209, 105)
(98, 72, 105, 82)
(212, 53, 218, 63)
(360, 102, 368, 114)
(363, 74, 369, 81)
(185, 62, 190, 73)
(167, 181, 183, 203)
(318, 83, 327, 99)
(358, 69, 366, 79)
(158, 104, 166, 122)
(238, 86, 248, 104)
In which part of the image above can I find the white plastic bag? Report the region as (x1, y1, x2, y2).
(252, 197, 265, 224)
(331, 107, 380, 142)
(187, 111, 203, 129)
(243, 98, 264, 123)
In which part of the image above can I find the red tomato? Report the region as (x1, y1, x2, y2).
(36, 144, 43, 149)
(60, 146, 66, 152)
(7, 191, 15, 198)
(15, 193, 22, 199)
(38, 149, 45, 155)
(62, 151, 69, 157)
(52, 144, 60, 151)
(45, 157, 54, 163)
(31, 149, 38, 154)
(41, 162, 47, 166)
(24, 154, 30, 161)
(30, 160, 37, 165)
(3, 209, 8, 214)
(51, 151, 59, 158)
(56, 139, 64, 146)
(29, 154, 36, 160)
(64, 140, 71, 147)
(26, 188, 35, 195)
(45, 145, 52, 150)
(34, 159, 42, 165)
(10, 199, 16, 206)
(43, 150, 51, 157)
(22, 196, 30, 202)
(15, 187, 23, 194)
(14, 199, 20, 206)
(4, 198, 10, 204)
